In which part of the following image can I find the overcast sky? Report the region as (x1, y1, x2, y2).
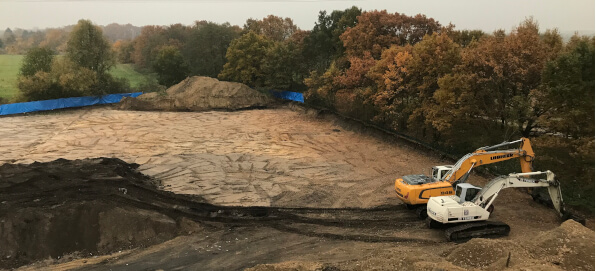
(1, 0, 594, 34)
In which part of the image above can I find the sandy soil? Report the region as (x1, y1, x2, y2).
(0, 106, 592, 271)
(0, 106, 443, 208)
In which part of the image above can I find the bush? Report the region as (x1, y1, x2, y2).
(18, 58, 98, 101)
(20, 47, 54, 77)
(93, 74, 131, 95)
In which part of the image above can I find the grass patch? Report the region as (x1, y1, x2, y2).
(109, 63, 158, 91)
(0, 55, 23, 100)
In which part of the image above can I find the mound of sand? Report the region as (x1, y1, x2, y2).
(446, 238, 530, 269)
(525, 219, 595, 270)
(241, 219, 594, 271)
(120, 76, 272, 111)
(244, 261, 326, 271)
(444, 220, 594, 270)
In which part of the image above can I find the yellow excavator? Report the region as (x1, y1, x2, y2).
(394, 138, 535, 218)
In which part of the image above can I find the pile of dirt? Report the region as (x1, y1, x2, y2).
(245, 261, 327, 271)
(445, 238, 531, 269)
(443, 220, 594, 270)
(0, 158, 204, 269)
(525, 219, 595, 270)
(120, 76, 272, 111)
(337, 248, 467, 271)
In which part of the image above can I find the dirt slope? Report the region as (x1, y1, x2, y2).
(120, 76, 271, 111)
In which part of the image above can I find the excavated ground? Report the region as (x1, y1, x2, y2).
(0, 105, 593, 270)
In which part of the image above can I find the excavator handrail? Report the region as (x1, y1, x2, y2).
(476, 139, 524, 151)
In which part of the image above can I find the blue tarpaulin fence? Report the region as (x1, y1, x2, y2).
(0, 92, 143, 116)
(269, 90, 304, 103)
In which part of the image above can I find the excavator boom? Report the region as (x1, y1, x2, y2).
(441, 138, 535, 184)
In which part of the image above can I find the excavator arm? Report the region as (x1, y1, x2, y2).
(441, 138, 535, 185)
(472, 171, 563, 215)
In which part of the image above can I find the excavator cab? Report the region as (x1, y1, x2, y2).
(431, 166, 453, 182)
(454, 183, 481, 203)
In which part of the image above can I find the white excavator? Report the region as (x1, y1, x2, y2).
(426, 171, 565, 242)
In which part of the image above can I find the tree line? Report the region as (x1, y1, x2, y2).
(0, 23, 141, 54)
(13, 8, 595, 210)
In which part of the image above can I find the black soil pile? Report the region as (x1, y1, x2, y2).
(0, 158, 430, 269)
(120, 76, 272, 111)
(0, 158, 192, 268)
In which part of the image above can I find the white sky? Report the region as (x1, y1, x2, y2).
(1, 0, 594, 34)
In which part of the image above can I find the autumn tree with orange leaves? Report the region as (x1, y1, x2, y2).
(340, 10, 442, 59)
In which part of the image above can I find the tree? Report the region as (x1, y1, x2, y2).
(132, 25, 167, 69)
(39, 28, 69, 52)
(244, 15, 298, 42)
(113, 40, 135, 63)
(533, 36, 595, 212)
(102, 23, 142, 42)
(3, 28, 15, 44)
(304, 62, 342, 107)
(66, 19, 115, 75)
(539, 36, 595, 138)
(368, 45, 414, 128)
(445, 29, 485, 47)
(262, 40, 302, 90)
(443, 19, 555, 137)
(152, 46, 189, 87)
(20, 47, 55, 76)
(340, 10, 442, 59)
(369, 33, 461, 136)
(218, 32, 274, 87)
(184, 21, 241, 78)
(334, 52, 376, 89)
(302, 6, 362, 71)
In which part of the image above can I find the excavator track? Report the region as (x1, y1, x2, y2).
(444, 221, 510, 242)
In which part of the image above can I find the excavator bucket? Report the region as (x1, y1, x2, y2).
(547, 184, 563, 215)
(532, 184, 586, 225)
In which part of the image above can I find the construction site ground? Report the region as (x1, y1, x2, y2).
(1, 105, 593, 271)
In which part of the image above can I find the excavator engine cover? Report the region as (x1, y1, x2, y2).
(395, 179, 454, 205)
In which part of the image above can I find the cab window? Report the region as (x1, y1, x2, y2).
(465, 188, 480, 202)
(455, 186, 462, 198)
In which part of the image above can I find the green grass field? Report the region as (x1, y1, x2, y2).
(109, 63, 158, 90)
(0, 55, 23, 99)
(0, 55, 156, 101)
